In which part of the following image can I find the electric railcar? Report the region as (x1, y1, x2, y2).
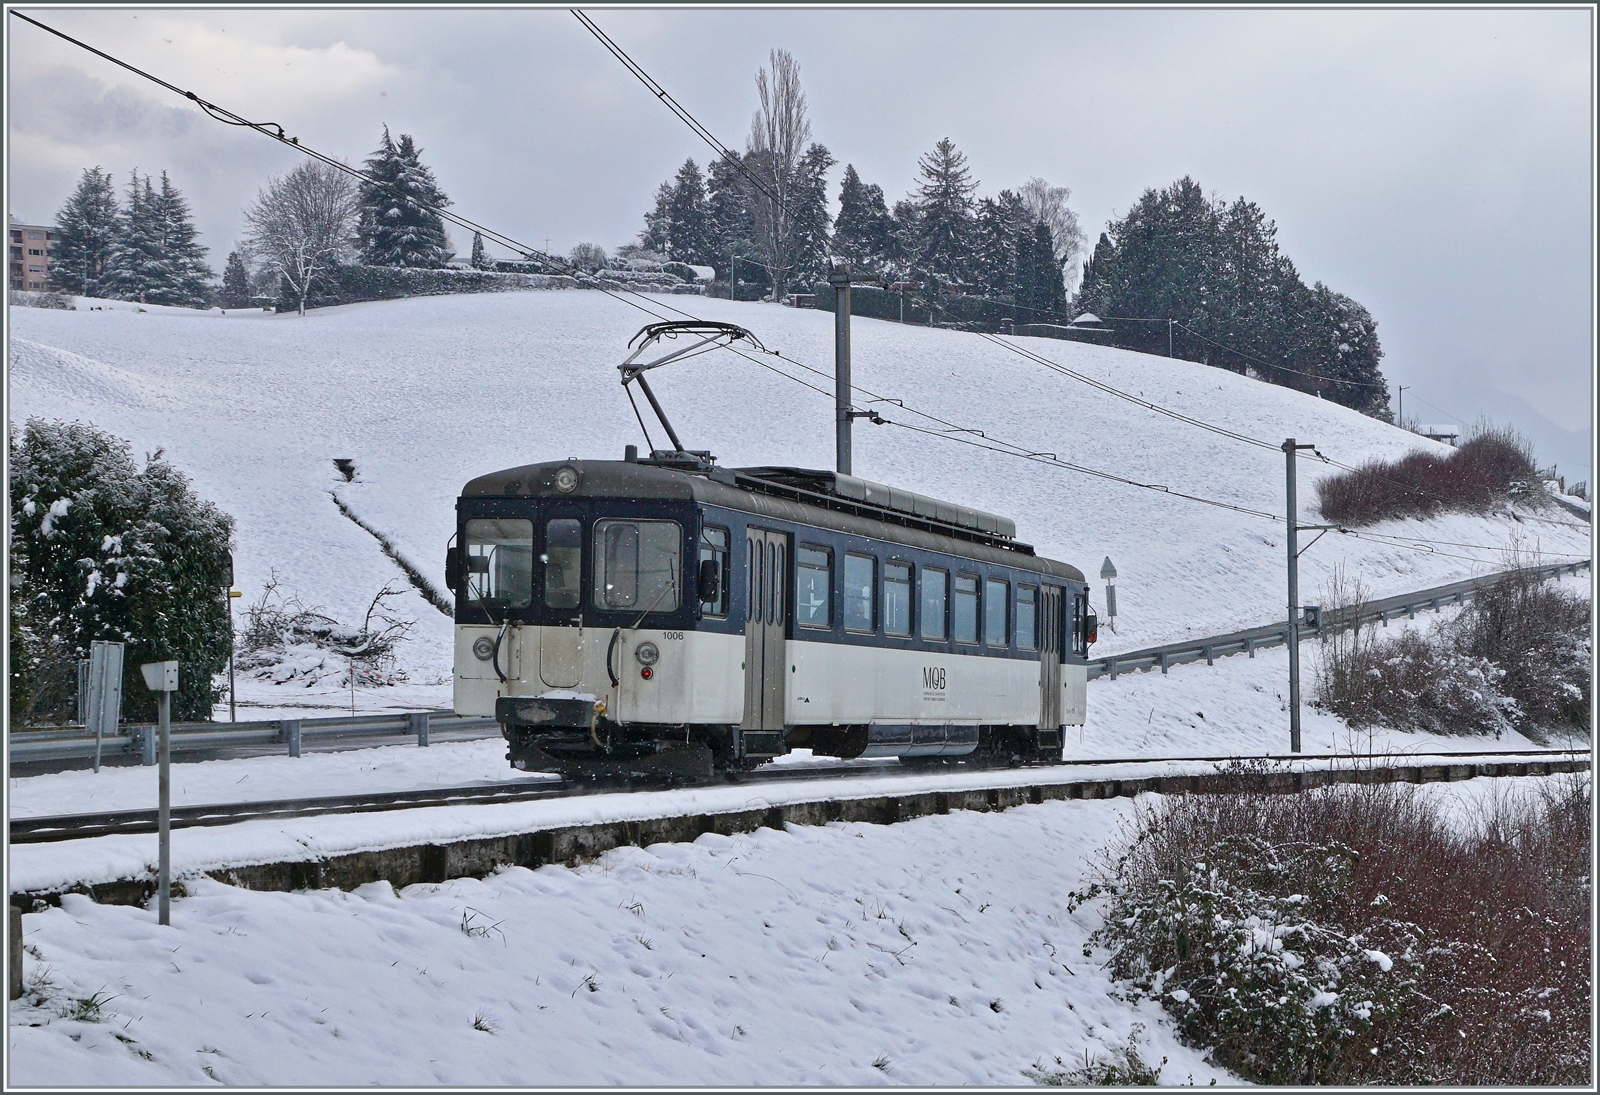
(446, 452, 1095, 780)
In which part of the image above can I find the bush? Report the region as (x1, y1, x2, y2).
(8, 419, 234, 723)
(283, 264, 578, 311)
(1316, 420, 1542, 526)
(236, 574, 412, 688)
(9, 290, 76, 310)
(1450, 567, 1591, 736)
(1073, 777, 1591, 1084)
(1315, 564, 1590, 740)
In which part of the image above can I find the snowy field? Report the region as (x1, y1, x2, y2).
(9, 289, 1590, 721)
(8, 775, 1570, 1088)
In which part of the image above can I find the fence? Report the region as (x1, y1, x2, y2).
(1089, 559, 1590, 681)
(9, 711, 498, 767)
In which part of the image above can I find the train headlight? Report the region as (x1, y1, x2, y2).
(634, 641, 660, 667)
(553, 466, 579, 494)
(472, 636, 495, 661)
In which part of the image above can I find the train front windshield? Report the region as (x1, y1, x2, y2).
(463, 518, 534, 609)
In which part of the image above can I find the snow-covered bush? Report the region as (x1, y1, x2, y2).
(8, 290, 76, 310)
(1071, 812, 1421, 1084)
(1073, 778, 1592, 1085)
(287, 264, 577, 311)
(1447, 566, 1591, 737)
(8, 419, 234, 723)
(236, 574, 413, 688)
(1318, 627, 1515, 737)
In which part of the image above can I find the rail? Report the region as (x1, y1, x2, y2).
(1089, 559, 1590, 680)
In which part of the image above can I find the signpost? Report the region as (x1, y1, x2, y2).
(1100, 556, 1118, 631)
(140, 660, 178, 925)
(86, 640, 125, 773)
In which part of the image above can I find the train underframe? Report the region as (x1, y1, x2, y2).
(502, 709, 1065, 784)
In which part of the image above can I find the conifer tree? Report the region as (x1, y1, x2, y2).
(357, 127, 453, 267)
(220, 251, 251, 308)
(787, 142, 835, 288)
(103, 171, 164, 303)
(706, 153, 756, 284)
(147, 171, 212, 307)
(53, 166, 120, 296)
(911, 138, 978, 285)
(637, 180, 673, 256)
(470, 231, 490, 269)
(834, 164, 894, 271)
(1027, 220, 1067, 321)
(665, 159, 713, 266)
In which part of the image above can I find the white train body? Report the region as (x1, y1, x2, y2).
(448, 459, 1093, 773)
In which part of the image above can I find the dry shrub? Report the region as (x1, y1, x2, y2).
(1076, 776, 1591, 1084)
(1450, 567, 1591, 735)
(1316, 419, 1542, 526)
(1315, 562, 1589, 740)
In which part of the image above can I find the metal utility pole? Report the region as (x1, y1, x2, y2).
(141, 660, 178, 924)
(828, 260, 884, 476)
(1167, 319, 1173, 358)
(1282, 438, 1318, 752)
(1397, 385, 1408, 429)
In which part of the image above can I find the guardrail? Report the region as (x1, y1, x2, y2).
(9, 711, 499, 767)
(1089, 559, 1591, 681)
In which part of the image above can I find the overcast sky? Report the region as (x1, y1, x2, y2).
(7, 6, 1594, 475)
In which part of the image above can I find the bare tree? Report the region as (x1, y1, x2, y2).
(1019, 177, 1088, 293)
(746, 48, 811, 300)
(242, 161, 359, 316)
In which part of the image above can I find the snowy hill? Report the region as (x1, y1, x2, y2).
(8, 291, 1589, 702)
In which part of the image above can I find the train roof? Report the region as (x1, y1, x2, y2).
(461, 459, 1084, 582)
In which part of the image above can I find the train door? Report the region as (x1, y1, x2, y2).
(741, 529, 788, 744)
(1038, 585, 1063, 729)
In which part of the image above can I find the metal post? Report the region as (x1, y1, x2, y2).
(228, 591, 237, 722)
(1167, 319, 1173, 358)
(831, 262, 853, 475)
(1397, 385, 1407, 428)
(410, 710, 430, 747)
(283, 719, 301, 758)
(1284, 438, 1302, 753)
(157, 688, 171, 925)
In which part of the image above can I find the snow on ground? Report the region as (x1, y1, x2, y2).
(7, 777, 1568, 1088)
(9, 290, 1590, 711)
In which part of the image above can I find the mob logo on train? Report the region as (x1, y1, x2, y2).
(922, 667, 946, 690)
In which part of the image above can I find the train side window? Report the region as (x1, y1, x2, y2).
(883, 561, 912, 637)
(844, 552, 876, 633)
(543, 518, 582, 609)
(796, 544, 832, 629)
(464, 517, 534, 610)
(985, 578, 1009, 647)
(1072, 591, 1089, 657)
(1016, 585, 1038, 650)
(953, 573, 980, 644)
(593, 519, 681, 612)
(920, 566, 948, 641)
(699, 525, 729, 616)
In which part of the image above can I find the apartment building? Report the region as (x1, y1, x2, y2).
(9, 215, 60, 291)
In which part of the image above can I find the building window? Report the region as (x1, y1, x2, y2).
(28, 249, 42, 256)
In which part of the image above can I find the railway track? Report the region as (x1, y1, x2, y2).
(10, 748, 1587, 845)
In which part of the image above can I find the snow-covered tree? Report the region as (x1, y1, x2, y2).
(147, 171, 212, 307)
(102, 171, 165, 303)
(469, 231, 490, 269)
(746, 48, 812, 299)
(219, 250, 251, 308)
(910, 138, 978, 285)
(1018, 176, 1086, 294)
(834, 164, 895, 272)
(638, 180, 674, 255)
(787, 142, 835, 288)
(244, 160, 360, 316)
(706, 153, 756, 284)
(563, 242, 605, 275)
(8, 419, 235, 723)
(665, 159, 713, 267)
(53, 166, 120, 296)
(357, 127, 453, 268)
